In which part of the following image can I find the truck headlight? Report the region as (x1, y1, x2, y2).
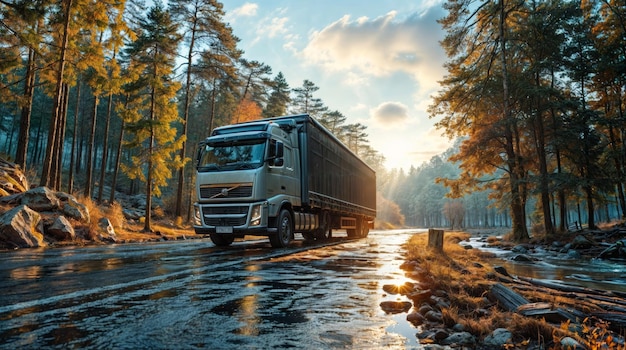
(250, 204, 262, 226)
(193, 205, 202, 226)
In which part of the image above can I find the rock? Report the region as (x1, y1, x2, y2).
(0, 158, 29, 195)
(451, 323, 465, 332)
(566, 249, 582, 259)
(418, 304, 433, 315)
(511, 254, 535, 262)
(440, 331, 476, 346)
(379, 301, 412, 314)
(47, 216, 75, 241)
(560, 336, 584, 350)
(424, 310, 443, 322)
(97, 218, 117, 242)
(123, 208, 143, 220)
(512, 244, 528, 254)
(21, 187, 60, 212)
(0, 193, 22, 205)
(570, 235, 593, 249)
(57, 192, 90, 223)
(382, 282, 414, 295)
(483, 328, 512, 347)
(0, 205, 46, 248)
(406, 311, 425, 325)
(408, 289, 432, 303)
(494, 266, 510, 277)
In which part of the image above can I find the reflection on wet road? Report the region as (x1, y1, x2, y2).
(0, 230, 424, 349)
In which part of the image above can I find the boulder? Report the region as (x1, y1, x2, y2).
(97, 218, 117, 242)
(47, 216, 75, 241)
(406, 311, 425, 325)
(570, 235, 593, 249)
(57, 192, 90, 223)
(483, 328, 512, 348)
(21, 187, 60, 212)
(379, 301, 412, 314)
(0, 158, 29, 196)
(560, 336, 584, 350)
(440, 332, 476, 346)
(0, 205, 46, 248)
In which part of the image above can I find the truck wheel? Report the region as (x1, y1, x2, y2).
(209, 233, 234, 246)
(360, 222, 369, 238)
(315, 212, 331, 240)
(270, 209, 293, 248)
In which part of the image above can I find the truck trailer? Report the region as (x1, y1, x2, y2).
(193, 114, 376, 248)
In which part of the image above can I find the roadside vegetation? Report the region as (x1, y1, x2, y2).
(403, 231, 625, 349)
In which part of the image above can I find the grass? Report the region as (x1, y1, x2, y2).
(402, 231, 626, 349)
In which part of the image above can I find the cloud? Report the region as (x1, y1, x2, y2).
(230, 2, 258, 19)
(371, 101, 409, 127)
(298, 8, 446, 91)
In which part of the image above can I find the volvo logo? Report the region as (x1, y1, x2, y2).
(221, 188, 229, 197)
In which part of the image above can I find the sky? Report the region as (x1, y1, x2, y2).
(221, 1, 453, 171)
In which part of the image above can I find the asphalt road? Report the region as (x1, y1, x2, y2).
(0, 229, 425, 349)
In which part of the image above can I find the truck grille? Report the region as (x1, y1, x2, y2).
(199, 185, 253, 199)
(201, 206, 248, 226)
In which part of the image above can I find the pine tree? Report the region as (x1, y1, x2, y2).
(122, 1, 184, 232)
(170, 0, 237, 220)
(263, 72, 290, 118)
(431, 0, 530, 241)
(291, 79, 327, 118)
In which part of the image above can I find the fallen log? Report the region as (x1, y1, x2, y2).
(518, 276, 613, 297)
(589, 312, 626, 331)
(491, 283, 587, 325)
(516, 302, 583, 324)
(490, 283, 529, 311)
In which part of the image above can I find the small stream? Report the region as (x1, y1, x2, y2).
(463, 237, 626, 294)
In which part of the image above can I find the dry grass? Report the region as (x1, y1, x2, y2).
(403, 231, 626, 349)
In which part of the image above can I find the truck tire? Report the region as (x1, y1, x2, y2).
(270, 209, 293, 248)
(360, 222, 369, 238)
(347, 217, 367, 239)
(315, 212, 332, 241)
(209, 233, 235, 246)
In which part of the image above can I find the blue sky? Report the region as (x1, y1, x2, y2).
(221, 1, 452, 170)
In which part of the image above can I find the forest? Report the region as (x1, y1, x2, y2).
(2, 0, 626, 241)
(0, 0, 387, 232)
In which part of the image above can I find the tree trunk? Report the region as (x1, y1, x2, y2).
(97, 91, 114, 204)
(15, 46, 36, 169)
(175, 28, 196, 219)
(68, 80, 81, 194)
(144, 85, 157, 233)
(53, 83, 70, 191)
(84, 96, 99, 199)
(40, 0, 73, 189)
(499, 0, 528, 241)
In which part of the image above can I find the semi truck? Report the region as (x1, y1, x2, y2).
(193, 114, 376, 248)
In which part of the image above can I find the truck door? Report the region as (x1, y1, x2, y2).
(267, 139, 298, 202)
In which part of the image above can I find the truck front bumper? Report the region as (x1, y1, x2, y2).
(193, 202, 273, 236)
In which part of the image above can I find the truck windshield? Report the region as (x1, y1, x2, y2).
(197, 140, 266, 172)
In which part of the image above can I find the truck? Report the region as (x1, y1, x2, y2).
(193, 114, 376, 248)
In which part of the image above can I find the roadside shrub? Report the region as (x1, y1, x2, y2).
(106, 201, 125, 230)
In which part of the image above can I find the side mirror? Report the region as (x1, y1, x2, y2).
(268, 140, 284, 166)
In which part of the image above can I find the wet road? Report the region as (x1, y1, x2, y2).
(0, 230, 424, 349)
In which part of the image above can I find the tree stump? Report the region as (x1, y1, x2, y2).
(428, 229, 444, 251)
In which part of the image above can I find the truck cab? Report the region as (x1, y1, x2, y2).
(193, 120, 300, 247)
